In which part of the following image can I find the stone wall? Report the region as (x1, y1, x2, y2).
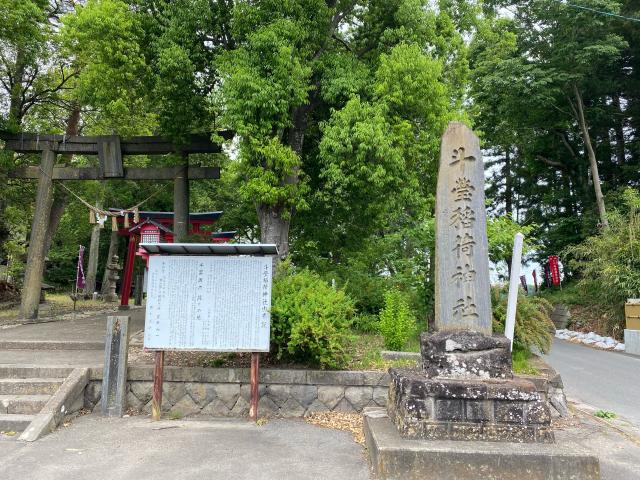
(522, 360, 569, 418)
(84, 367, 390, 418)
(83, 365, 568, 419)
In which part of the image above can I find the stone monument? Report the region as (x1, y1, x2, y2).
(364, 123, 599, 479)
(103, 255, 121, 303)
(387, 122, 552, 443)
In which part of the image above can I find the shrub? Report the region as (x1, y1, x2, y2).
(352, 313, 380, 334)
(491, 287, 554, 354)
(379, 289, 417, 351)
(270, 265, 355, 369)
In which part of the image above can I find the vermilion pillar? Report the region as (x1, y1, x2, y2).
(120, 234, 138, 307)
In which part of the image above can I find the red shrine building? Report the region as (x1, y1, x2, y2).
(110, 209, 235, 307)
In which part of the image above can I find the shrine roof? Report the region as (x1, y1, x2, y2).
(211, 231, 236, 238)
(139, 243, 278, 256)
(128, 218, 173, 234)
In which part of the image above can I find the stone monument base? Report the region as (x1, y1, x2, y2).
(387, 330, 554, 443)
(364, 408, 600, 480)
(388, 368, 553, 443)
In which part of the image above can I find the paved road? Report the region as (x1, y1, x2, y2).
(544, 339, 640, 427)
(0, 416, 369, 480)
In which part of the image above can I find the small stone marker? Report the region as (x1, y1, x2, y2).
(103, 255, 121, 303)
(435, 122, 491, 334)
(101, 315, 130, 417)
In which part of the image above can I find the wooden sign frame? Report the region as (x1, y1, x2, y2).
(139, 243, 277, 423)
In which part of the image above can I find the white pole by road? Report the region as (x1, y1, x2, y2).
(505, 232, 524, 352)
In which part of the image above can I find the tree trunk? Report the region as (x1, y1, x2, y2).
(43, 105, 81, 258)
(101, 231, 120, 295)
(1, 47, 27, 261)
(257, 204, 290, 265)
(8, 47, 26, 126)
(613, 93, 626, 166)
(256, 106, 307, 269)
(503, 148, 514, 277)
(173, 155, 189, 242)
(20, 149, 56, 319)
(573, 83, 608, 228)
(43, 192, 66, 256)
(503, 148, 513, 217)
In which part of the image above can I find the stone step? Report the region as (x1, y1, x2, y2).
(0, 395, 50, 415)
(0, 378, 64, 395)
(0, 366, 74, 379)
(0, 414, 35, 433)
(0, 340, 104, 351)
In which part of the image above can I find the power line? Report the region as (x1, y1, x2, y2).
(550, 0, 640, 23)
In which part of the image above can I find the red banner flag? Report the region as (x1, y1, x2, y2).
(548, 255, 561, 286)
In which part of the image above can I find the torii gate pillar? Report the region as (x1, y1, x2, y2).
(20, 148, 56, 319)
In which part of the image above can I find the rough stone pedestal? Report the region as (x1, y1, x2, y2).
(388, 331, 554, 443)
(421, 331, 512, 379)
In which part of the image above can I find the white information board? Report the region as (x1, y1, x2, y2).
(143, 255, 272, 352)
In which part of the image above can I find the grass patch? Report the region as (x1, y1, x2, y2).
(512, 345, 539, 375)
(168, 410, 183, 420)
(0, 291, 119, 325)
(345, 333, 418, 370)
(47, 292, 102, 305)
(594, 410, 617, 420)
(404, 335, 421, 353)
(0, 306, 19, 319)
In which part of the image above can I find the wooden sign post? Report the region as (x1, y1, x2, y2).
(140, 243, 277, 423)
(151, 351, 165, 421)
(249, 353, 260, 422)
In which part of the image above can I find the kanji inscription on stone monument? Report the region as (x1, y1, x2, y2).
(435, 122, 491, 334)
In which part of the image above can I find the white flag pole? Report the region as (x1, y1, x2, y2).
(505, 233, 524, 352)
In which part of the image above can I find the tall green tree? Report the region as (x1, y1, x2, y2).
(472, 1, 635, 264)
(216, 0, 468, 264)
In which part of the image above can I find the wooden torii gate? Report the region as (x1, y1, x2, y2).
(1, 131, 233, 320)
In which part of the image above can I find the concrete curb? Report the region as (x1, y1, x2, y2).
(0, 341, 104, 351)
(380, 351, 421, 361)
(19, 368, 90, 442)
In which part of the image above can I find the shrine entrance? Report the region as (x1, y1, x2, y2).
(110, 209, 235, 307)
(0, 130, 233, 319)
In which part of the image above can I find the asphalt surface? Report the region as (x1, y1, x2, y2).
(554, 414, 640, 480)
(544, 339, 640, 427)
(0, 416, 369, 480)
